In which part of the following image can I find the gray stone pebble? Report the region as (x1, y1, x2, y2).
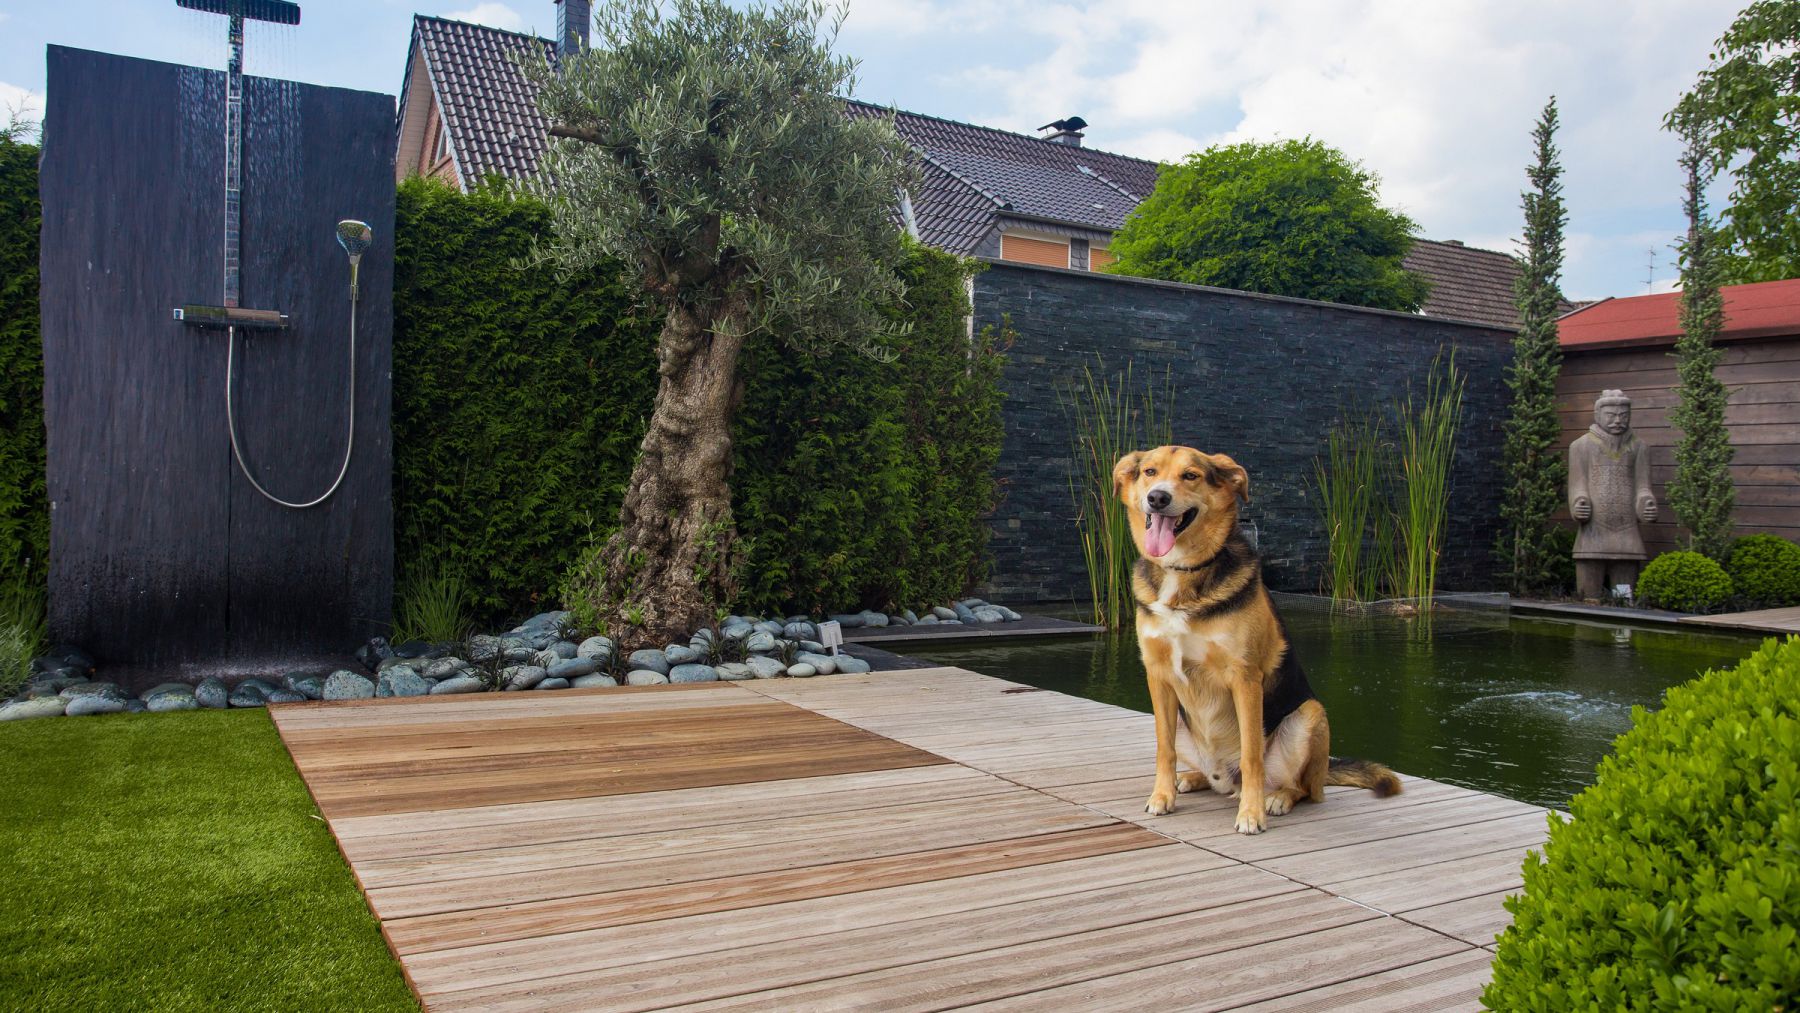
(716, 663, 754, 681)
(536, 677, 571, 691)
(745, 631, 776, 653)
(664, 644, 702, 666)
(0, 697, 67, 721)
(501, 665, 547, 692)
(787, 663, 818, 678)
(569, 673, 619, 688)
(931, 606, 958, 620)
(265, 689, 307, 704)
(628, 650, 671, 675)
(377, 669, 431, 698)
(59, 681, 124, 701)
(67, 695, 127, 716)
(547, 658, 597, 680)
(796, 651, 838, 676)
(290, 677, 325, 701)
(625, 670, 670, 686)
(575, 636, 614, 660)
(195, 677, 229, 709)
(836, 656, 872, 674)
(746, 656, 787, 679)
(669, 663, 719, 684)
(323, 671, 375, 701)
(429, 674, 485, 695)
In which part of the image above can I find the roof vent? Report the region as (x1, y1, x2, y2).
(1038, 116, 1087, 147)
(1443, 239, 1465, 247)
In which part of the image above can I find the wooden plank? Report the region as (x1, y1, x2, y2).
(1222, 949, 1495, 1012)
(381, 823, 1167, 955)
(1323, 847, 1530, 914)
(673, 891, 1387, 1013)
(1403, 890, 1523, 948)
(423, 864, 1302, 1009)
(1257, 812, 1550, 886)
(1150, 793, 1543, 865)
(367, 789, 1117, 919)
(403, 844, 1232, 999)
(964, 919, 1472, 1013)
(1682, 605, 1800, 633)
(266, 681, 750, 731)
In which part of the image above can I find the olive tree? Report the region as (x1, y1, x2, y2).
(526, 0, 915, 643)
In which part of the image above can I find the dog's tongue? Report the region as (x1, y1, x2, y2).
(1146, 512, 1177, 557)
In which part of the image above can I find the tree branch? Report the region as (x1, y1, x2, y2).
(549, 123, 606, 145)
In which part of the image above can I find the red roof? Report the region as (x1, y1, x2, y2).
(1558, 277, 1800, 349)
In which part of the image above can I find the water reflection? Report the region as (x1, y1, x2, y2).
(900, 595, 1763, 809)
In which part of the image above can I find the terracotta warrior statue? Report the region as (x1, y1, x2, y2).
(1568, 389, 1657, 600)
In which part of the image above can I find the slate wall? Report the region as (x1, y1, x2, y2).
(40, 47, 394, 685)
(971, 261, 1516, 602)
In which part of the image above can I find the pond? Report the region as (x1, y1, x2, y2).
(897, 595, 1766, 809)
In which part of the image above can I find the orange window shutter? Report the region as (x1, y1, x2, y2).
(1089, 247, 1116, 271)
(1001, 234, 1071, 268)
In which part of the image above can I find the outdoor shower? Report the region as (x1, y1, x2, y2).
(170, 0, 367, 509)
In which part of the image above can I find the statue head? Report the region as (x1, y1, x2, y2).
(1594, 390, 1632, 435)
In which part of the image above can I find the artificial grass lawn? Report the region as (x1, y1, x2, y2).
(0, 708, 416, 1011)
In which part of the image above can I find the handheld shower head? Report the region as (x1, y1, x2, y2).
(336, 219, 372, 299)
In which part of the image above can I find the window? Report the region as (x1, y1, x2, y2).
(1000, 233, 1071, 268)
(1089, 246, 1116, 271)
(434, 124, 449, 164)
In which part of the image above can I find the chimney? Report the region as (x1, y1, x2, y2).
(556, 0, 591, 57)
(1037, 116, 1088, 147)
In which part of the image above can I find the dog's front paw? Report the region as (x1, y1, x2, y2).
(1176, 772, 1205, 794)
(1144, 790, 1175, 816)
(1234, 803, 1266, 835)
(1264, 792, 1295, 816)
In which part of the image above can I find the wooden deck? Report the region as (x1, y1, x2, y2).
(1680, 605, 1800, 635)
(270, 667, 1548, 1011)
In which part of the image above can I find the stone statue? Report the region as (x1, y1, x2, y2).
(1568, 389, 1657, 600)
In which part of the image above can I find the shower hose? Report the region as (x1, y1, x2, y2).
(223, 290, 356, 509)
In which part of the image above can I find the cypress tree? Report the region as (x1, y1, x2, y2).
(1668, 141, 1737, 560)
(1495, 97, 1568, 594)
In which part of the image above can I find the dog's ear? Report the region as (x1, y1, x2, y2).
(1112, 451, 1143, 504)
(1210, 453, 1250, 505)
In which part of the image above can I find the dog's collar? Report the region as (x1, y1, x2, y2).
(1159, 561, 1213, 572)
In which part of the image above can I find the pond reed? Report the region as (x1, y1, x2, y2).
(1063, 360, 1171, 630)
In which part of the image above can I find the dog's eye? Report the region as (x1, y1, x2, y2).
(1143, 468, 1157, 477)
(1182, 471, 1199, 481)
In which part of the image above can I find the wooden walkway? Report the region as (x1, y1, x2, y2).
(1680, 605, 1800, 635)
(270, 667, 1548, 1011)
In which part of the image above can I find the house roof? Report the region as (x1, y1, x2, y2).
(401, 13, 1518, 316)
(404, 15, 555, 183)
(1557, 277, 1800, 349)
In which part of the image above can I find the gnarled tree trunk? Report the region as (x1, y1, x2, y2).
(590, 297, 747, 645)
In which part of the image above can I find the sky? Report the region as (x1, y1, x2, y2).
(0, 0, 1747, 300)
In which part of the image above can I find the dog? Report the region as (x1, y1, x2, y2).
(1114, 445, 1401, 835)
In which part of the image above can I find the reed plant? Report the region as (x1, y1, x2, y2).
(0, 577, 46, 698)
(391, 562, 472, 645)
(1391, 351, 1466, 613)
(1313, 414, 1384, 602)
(1062, 360, 1172, 629)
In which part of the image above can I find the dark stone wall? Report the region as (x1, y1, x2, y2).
(972, 261, 1515, 602)
(40, 47, 394, 685)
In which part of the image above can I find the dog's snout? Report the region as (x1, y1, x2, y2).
(1146, 489, 1172, 511)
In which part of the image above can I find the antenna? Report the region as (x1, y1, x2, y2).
(1645, 246, 1656, 293)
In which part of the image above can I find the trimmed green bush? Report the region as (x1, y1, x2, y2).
(1485, 635, 1800, 1011)
(1636, 550, 1734, 613)
(1727, 534, 1800, 607)
(0, 134, 46, 581)
(392, 177, 658, 622)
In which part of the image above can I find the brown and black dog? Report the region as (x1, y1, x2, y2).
(1115, 445, 1401, 835)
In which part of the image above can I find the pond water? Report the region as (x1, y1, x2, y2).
(898, 596, 1766, 809)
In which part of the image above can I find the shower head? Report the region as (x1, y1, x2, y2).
(337, 220, 372, 299)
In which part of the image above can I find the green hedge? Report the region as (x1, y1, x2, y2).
(1485, 635, 1800, 1010)
(0, 136, 46, 582)
(730, 243, 1006, 614)
(1727, 534, 1800, 607)
(1637, 550, 1735, 613)
(395, 179, 1005, 621)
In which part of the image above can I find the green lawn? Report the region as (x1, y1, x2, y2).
(0, 708, 416, 1011)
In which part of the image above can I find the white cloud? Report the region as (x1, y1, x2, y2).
(446, 3, 526, 33)
(0, 81, 45, 138)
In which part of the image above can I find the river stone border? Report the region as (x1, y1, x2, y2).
(0, 599, 1028, 722)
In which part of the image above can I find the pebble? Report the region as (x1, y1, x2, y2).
(787, 663, 818, 678)
(931, 606, 958, 620)
(746, 656, 787, 679)
(550, 641, 579, 660)
(429, 674, 485, 695)
(421, 657, 466, 680)
(502, 646, 538, 663)
(828, 613, 863, 629)
(953, 603, 978, 623)
(59, 681, 124, 701)
(664, 645, 702, 666)
(356, 637, 393, 671)
(916, 615, 939, 625)
(796, 651, 838, 676)
(836, 656, 872, 674)
(501, 665, 547, 691)
(0, 697, 68, 721)
(857, 610, 889, 628)
(391, 639, 432, 659)
(195, 677, 230, 709)
(323, 671, 375, 701)
(716, 663, 755, 681)
(745, 631, 776, 653)
(265, 689, 308, 704)
(466, 635, 502, 663)
(290, 677, 325, 701)
(628, 650, 671, 676)
(124, 699, 148, 713)
(576, 636, 614, 660)
(669, 664, 720, 684)
(229, 684, 268, 708)
(625, 670, 670, 686)
(67, 695, 127, 716)
(570, 673, 619, 688)
(144, 684, 199, 713)
(536, 677, 571, 691)
(531, 649, 561, 669)
(783, 621, 817, 641)
(377, 670, 431, 698)
(973, 606, 1007, 623)
(547, 658, 597, 680)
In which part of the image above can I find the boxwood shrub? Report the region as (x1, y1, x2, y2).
(1485, 635, 1800, 1011)
(1636, 550, 1734, 613)
(0, 133, 46, 583)
(1727, 534, 1800, 608)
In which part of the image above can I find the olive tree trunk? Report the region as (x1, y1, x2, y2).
(591, 298, 747, 644)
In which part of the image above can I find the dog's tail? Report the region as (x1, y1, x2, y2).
(1326, 757, 1402, 797)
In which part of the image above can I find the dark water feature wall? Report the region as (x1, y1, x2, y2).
(40, 47, 394, 685)
(973, 262, 1515, 601)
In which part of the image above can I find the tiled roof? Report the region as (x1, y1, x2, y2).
(411, 15, 555, 183)
(1558, 277, 1800, 349)
(1402, 239, 1527, 328)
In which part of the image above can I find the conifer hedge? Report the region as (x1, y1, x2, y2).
(396, 178, 1006, 622)
(0, 135, 46, 583)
